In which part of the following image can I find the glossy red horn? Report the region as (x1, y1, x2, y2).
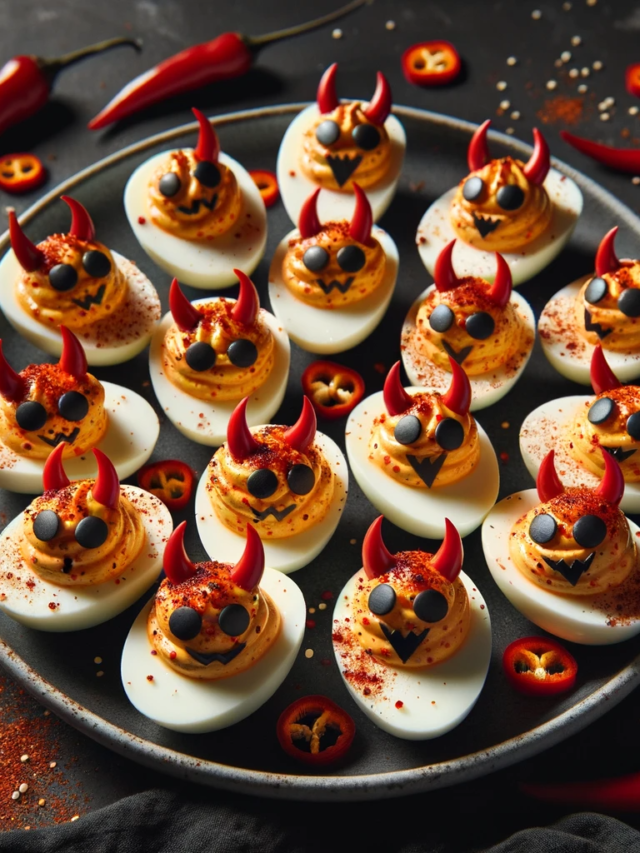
(317, 63, 339, 114)
(590, 343, 621, 395)
(362, 516, 398, 579)
(595, 227, 620, 277)
(441, 357, 471, 416)
(58, 326, 88, 381)
(92, 448, 119, 509)
(363, 71, 392, 126)
(536, 450, 564, 502)
(298, 188, 322, 239)
(383, 361, 413, 416)
(488, 253, 512, 308)
(595, 448, 625, 506)
(42, 443, 70, 492)
(227, 397, 261, 462)
(230, 524, 265, 591)
(434, 239, 461, 292)
(0, 340, 25, 402)
(192, 107, 220, 162)
(522, 128, 550, 186)
(284, 396, 316, 452)
(8, 211, 44, 272)
(169, 278, 201, 332)
(349, 183, 373, 246)
(231, 269, 259, 326)
(468, 119, 491, 172)
(163, 521, 197, 585)
(61, 195, 95, 242)
(431, 518, 463, 582)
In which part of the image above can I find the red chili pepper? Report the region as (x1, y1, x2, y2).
(276, 695, 355, 766)
(137, 460, 195, 512)
(401, 40, 462, 86)
(521, 772, 640, 811)
(502, 636, 578, 697)
(88, 0, 367, 130)
(0, 153, 46, 194)
(0, 37, 140, 138)
(560, 130, 640, 174)
(249, 169, 279, 208)
(301, 360, 365, 420)
(626, 63, 640, 98)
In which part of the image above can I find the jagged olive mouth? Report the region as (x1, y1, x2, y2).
(442, 340, 473, 365)
(542, 551, 596, 586)
(602, 445, 637, 463)
(38, 427, 80, 448)
(71, 284, 106, 310)
(177, 194, 218, 216)
(314, 276, 355, 295)
(325, 154, 362, 187)
(472, 212, 501, 238)
(186, 644, 246, 666)
(406, 452, 447, 488)
(584, 308, 613, 340)
(251, 504, 296, 523)
(379, 624, 429, 664)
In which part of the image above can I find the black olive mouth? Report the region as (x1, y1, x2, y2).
(39, 427, 81, 448)
(379, 624, 429, 663)
(251, 504, 296, 523)
(442, 340, 473, 365)
(602, 445, 637, 463)
(186, 644, 246, 666)
(472, 212, 501, 238)
(177, 194, 218, 216)
(314, 276, 355, 295)
(584, 308, 613, 340)
(406, 452, 447, 488)
(543, 550, 596, 586)
(325, 154, 363, 187)
(71, 284, 106, 310)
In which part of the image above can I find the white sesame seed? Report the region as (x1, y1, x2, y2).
(38, 799, 45, 807)
(49, 762, 56, 769)
(569, 68, 580, 78)
(561, 51, 572, 62)
(70, 816, 79, 823)
(554, 59, 563, 68)
(632, 177, 640, 185)
(506, 56, 517, 66)
(546, 79, 558, 90)
(600, 112, 610, 121)
(500, 99, 511, 109)
(604, 97, 615, 106)
(563, 1, 572, 8)
(93, 656, 102, 664)
(308, 606, 316, 613)
(496, 81, 507, 91)
(385, 20, 396, 30)
(510, 110, 521, 119)
(304, 648, 314, 659)
(332, 28, 343, 39)
(532, 9, 542, 19)
(506, 127, 515, 134)
(578, 84, 588, 93)
(11, 792, 19, 801)
(629, 106, 639, 115)
(598, 101, 608, 111)
(20, 755, 29, 763)
(593, 60, 603, 71)
(586, 0, 597, 6)
(18, 784, 28, 794)
(318, 602, 327, 610)
(581, 67, 590, 77)
(571, 35, 582, 46)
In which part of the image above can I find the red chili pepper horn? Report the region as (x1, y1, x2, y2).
(595, 226, 620, 277)
(595, 448, 625, 506)
(58, 326, 88, 382)
(0, 340, 25, 402)
(42, 443, 70, 493)
(317, 63, 339, 114)
(590, 344, 621, 395)
(536, 450, 564, 503)
(61, 195, 95, 242)
(362, 516, 398, 579)
(8, 211, 44, 272)
(169, 279, 201, 332)
(383, 361, 414, 417)
(163, 521, 197, 585)
(434, 239, 460, 292)
(230, 525, 265, 591)
(468, 120, 492, 172)
(349, 183, 374, 246)
(431, 518, 463, 582)
(488, 253, 513, 308)
(226, 397, 261, 462)
(231, 269, 259, 327)
(283, 397, 317, 453)
(298, 188, 322, 239)
(192, 107, 220, 163)
(441, 357, 471, 417)
(92, 448, 120, 510)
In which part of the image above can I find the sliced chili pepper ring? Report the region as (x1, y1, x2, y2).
(401, 40, 462, 87)
(249, 169, 280, 207)
(503, 636, 578, 697)
(277, 695, 355, 765)
(137, 460, 195, 512)
(626, 63, 640, 98)
(0, 154, 47, 194)
(301, 360, 365, 420)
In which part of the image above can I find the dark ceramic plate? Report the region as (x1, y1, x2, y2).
(1, 104, 639, 801)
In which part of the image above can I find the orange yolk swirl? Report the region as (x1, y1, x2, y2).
(577, 263, 640, 352)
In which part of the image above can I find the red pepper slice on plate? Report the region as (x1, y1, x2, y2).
(249, 169, 279, 207)
(137, 460, 195, 512)
(0, 153, 46, 194)
(301, 360, 365, 420)
(277, 695, 355, 766)
(401, 40, 461, 86)
(626, 63, 640, 98)
(503, 636, 577, 697)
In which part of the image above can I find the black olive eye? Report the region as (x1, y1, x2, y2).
(185, 342, 216, 372)
(287, 464, 315, 495)
(585, 277, 608, 305)
(573, 514, 607, 549)
(169, 606, 202, 641)
(462, 176, 484, 202)
(33, 510, 60, 542)
(496, 184, 525, 211)
(227, 339, 258, 368)
(588, 397, 615, 425)
(159, 172, 181, 197)
(303, 246, 330, 272)
(352, 123, 380, 151)
(316, 120, 341, 146)
(337, 245, 366, 273)
(394, 414, 421, 445)
(16, 401, 47, 432)
(49, 263, 78, 292)
(75, 516, 109, 549)
(218, 604, 250, 636)
(193, 160, 221, 188)
(429, 304, 455, 333)
(529, 513, 557, 545)
(247, 468, 278, 499)
(465, 311, 495, 340)
(627, 411, 640, 440)
(58, 391, 89, 422)
(435, 418, 464, 450)
(368, 583, 396, 616)
(617, 289, 640, 318)
(413, 589, 449, 623)
(82, 250, 111, 278)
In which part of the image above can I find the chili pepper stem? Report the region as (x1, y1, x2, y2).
(38, 36, 142, 80)
(246, 0, 368, 48)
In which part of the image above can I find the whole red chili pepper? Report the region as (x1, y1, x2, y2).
(561, 130, 640, 174)
(0, 37, 140, 138)
(521, 772, 640, 812)
(88, 0, 368, 130)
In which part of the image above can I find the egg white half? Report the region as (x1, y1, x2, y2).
(415, 171, 583, 286)
(121, 568, 305, 733)
(0, 487, 172, 632)
(539, 277, 640, 385)
(482, 489, 640, 644)
(0, 251, 161, 366)
(276, 104, 406, 226)
(149, 299, 290, 446)
(194, 432, 348, 574)
(268, 227, 398, 354)
(345, 391, 499, 538)
(401, 284, 535, 410)
(124, 151, 267, 289)
(332, 569, 491, 740)
(0, 381, 159, 494)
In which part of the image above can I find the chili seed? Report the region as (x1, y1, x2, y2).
(305, 649, 314, 659)
(20, 755, 29, 763)
(506, 56, 517, 66)
(385, 20, 396, 30)
(332, 28, 343, 39)
(500, 99, 511, 110)
(569, 68, 579, 78)
(510, 110, 521, 120)
(561, 51, 572, 62)
(593, 60, 603, 71)
(531, 9, 542, 19)
(38, 799, 45, 807)
(629, 106, 639, 115)
(578, 84, 588, 93)
(571, 35, 582, 46)
(11, 792, 19, 801)
(18, 783, 28, 794)
(318, 602, 327, 610)
(546, 80, 558, 90)
(581, 67, 590, 77)
(632, 177, 640, 185)
(600, 112, 610, 121)
(496, 81, 507, 91)
(94, 656, 102, 664)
